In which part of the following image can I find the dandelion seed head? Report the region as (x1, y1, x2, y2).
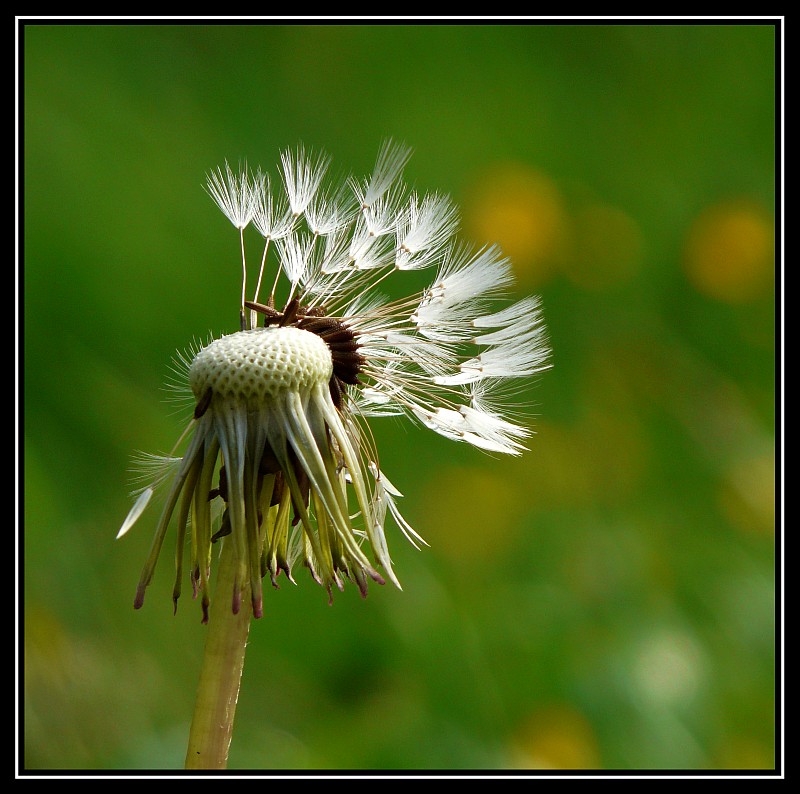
(120, 140, 551, 617)
(189, 327, 333, 406)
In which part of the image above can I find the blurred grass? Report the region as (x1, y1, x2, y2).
(22, 23, 776, 771)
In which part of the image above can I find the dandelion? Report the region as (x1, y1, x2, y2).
(118, 142, 550, 768)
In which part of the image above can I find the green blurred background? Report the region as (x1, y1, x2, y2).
(23, 24, 776, 771)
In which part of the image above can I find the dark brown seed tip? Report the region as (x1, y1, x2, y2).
(134, 585, 146, 610)
(244, 299, 280, 317)
(279, 297, 300, 327)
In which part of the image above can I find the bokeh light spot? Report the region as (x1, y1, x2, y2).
(511, 704, 601, 770)
(632, 628, 706, 707)
(719, 451, 776, 536)
(684, 201, 774, 303)
(464, 163, 567, 287)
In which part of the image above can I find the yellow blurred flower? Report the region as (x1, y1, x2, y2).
(719, 451, 776, 536)
(511, 704, 601, 770)
(464, 163, 567, 287)
(684, 200, 774, 303)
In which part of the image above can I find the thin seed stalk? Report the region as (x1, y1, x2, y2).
(185, 536, 252, 769)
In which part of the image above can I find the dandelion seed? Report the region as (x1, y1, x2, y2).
(251, 170, 294, 242)
(280, 144, 330, 217)
(119, 142, 551, 620)
(205, 160, 256, 231)
(395, 191, 459, 270)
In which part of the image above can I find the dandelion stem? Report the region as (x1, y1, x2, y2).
(185, 536, 252, 769)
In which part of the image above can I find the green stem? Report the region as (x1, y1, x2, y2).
(185, 537, 252, 769)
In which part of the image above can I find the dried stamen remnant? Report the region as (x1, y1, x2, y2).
(210, 512, 232, 543)
(194, 388, 213, 419)
(208, 466, 228, 502)
(259, 444, 282, 475)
